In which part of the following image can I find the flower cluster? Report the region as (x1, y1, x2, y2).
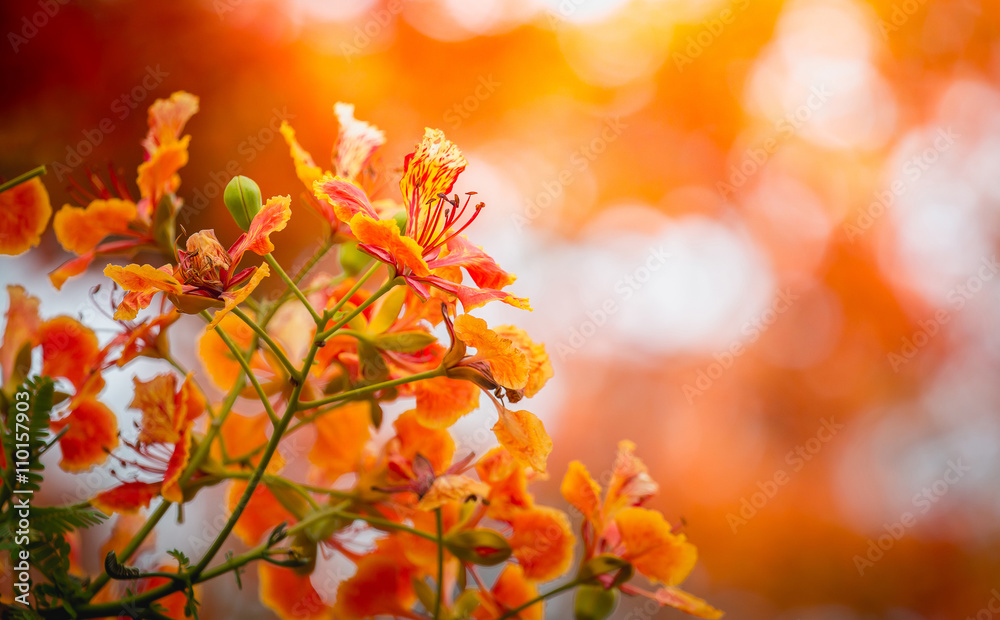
(0, 92, 721, 619)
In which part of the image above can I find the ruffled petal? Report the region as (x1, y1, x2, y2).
(1, 285, 41, 385)
(259, 563, 334, 620)
(228, 196, 292, 266)
(412, 375, 480, 428)
(508, 506, 575, 582)
(52, 399, 119, 472)
(53, 199, 137, 255)
(615, 507, 698, 586)
(209, 263, 269, 329)
(492, 407, 552, 474)
(0, 177, 52, 255)
(309, 402, 372, 483)
(313, 175, 377, 223)
(91, 481, 161, 515)
(333, 102, 386, 180)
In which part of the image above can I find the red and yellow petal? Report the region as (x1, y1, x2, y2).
(309, 401, 371, 483)
(209, 263, 270, 329)
(508, 506, 575, 582)
(1, 285, 41, 385)
(104, 263, 182, 321)
(130, 374, 181, 444)
(476, 447, 534, 521)
(400, 128, 467, 242)
(228, 196, 292, 265)
(412, 375, 480, 428)
(349, 213, 430, 276)
(0, 177, 52, 255)
(314, 175, 377, 223)
(333, 102, 386, 180)
(653, 586, 725, 619)
(143, 91, 199, 153)
(279, 121, 325, 193)
(492, 407, 552, 474)
(91, 481, 162, 515)
(53, 199, 137, 255)
(259, 563, 334, 620)
(136, 136, 190, 201)
(159, 428, 191, 504)
(49, 252, 95, 290)
(38, 316, 101, 391)
(615, 507, 698, 587)
(416, 474, 490, 511)
(52, 399, 119, 472)
(492, 325, 552, 398)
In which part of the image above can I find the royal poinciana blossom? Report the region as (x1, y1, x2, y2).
(0, 92, 721, 620)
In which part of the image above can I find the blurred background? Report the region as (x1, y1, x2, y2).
(3, 0, 1000, 618)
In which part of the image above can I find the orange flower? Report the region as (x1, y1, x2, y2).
(92, 373, 206, 512)
(475, 447, 535, 522)
(559, 442, 722, 619)
(334, 538, 417, 620)
(228, 481, 296, 546)
(104, 195, 290, 327)
(315, 128, 529, 311)
(50, 398, 119, 472)
(50, 92, 199, 288)
(279, 103, 386, 230)
(308, 401, 372, 484)
(0, 285, 41, 386)
(0, 176, 51, 255)
(508, 506, 575, 582)
(490, 401, 552, 474)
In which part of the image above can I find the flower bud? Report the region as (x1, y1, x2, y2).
(443, 529, 511, 566)
(574, 585, 618, 620)
(224, 175, 262, 231)
(339, 240, 371, 275)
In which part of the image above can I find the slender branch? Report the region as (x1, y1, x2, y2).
(213, 319, 281, 426)
(0, 164, 46, 193)
(317, 273, 399, 340)
(84, 501, 171, 598)
(296, 367, 443, 412)
(232, 307, 301, 384)
(495, 578, 587, 620)
(323, 261, 379, 318)
(264, 253, 322, 325)
(434, 508, 445, 620)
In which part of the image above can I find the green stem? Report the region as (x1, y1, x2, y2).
(323, 261, 379, 318)
(495, 578, 587, 620)
(317, 273, 399, 340)
(296, 367, 443, 411)
(434, 508, 445, 620)
(264, 253, 323, 325)
(213, 320, 281, 426)
(232, 307, 301, 384)
(0, 164, 46, 193)
(85, 501, 172, 598)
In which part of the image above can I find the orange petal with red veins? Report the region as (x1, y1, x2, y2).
(50, 252, 95, 290)
(561, 460, 603, 525)
(130, 374, 181, 444)
(0, 177, 52, 255)
(654, 586, 725, 619)
(142, 91, 199, 153)
(198, 312, 260, 389)
(412, 375, 480, 428)
(309, 402, 371, 483)
(104, 263, 182, 320)
(454, 314, 528, 390)
(91, 482, 161, 515)
(259, 563, 334, 620)
(52, 399, 119, 472)
(492, 407, 551, 474)
(53, 199, 137, 255)
(314, 175, 377, 223)
(334, 550, 416, 620)
(1, 285, 41, 385)
(474, 565, 541, 620)
(227, 480, 294, 546)
(333, 102, 386, 180)
(400, 128, 467, 242)
(229, 196, 292, 265)
(209, 263, 270, 329)
(349, 213, 430, 276)
(279, 122, 325, 193)
(508, 506, 575, 582)
(160, 428, 191, 504)
(38, 316, 101, 391)
(439, 235, 517, 291)
(615, 507, 698, 586)
(392, 410, 455, 476)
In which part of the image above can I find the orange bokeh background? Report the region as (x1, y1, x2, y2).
(3, 0, 1000, 618)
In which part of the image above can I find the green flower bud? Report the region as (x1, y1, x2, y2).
(223, 175, 262, 231)
(574, 585, 618, 620)
(339, 240, 371, 275)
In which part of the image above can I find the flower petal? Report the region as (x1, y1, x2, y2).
(417, 474, 490, 510)
(412, 375, 480, 428)
(334, 548, 416, 620)
(653, 586, 725, 619)
(136, 136, 190, 201)
(197, 312, 260, 389)
(309, 402, 372, 483)
(209, 263, 270, 329)
(142, 91, 199, 155)
(130, 374, 181, 444)
(492, 407, 552, 474)
(508, 506, 575, 582)
(160, 428, 191, 504)
(91, 481, 161, 515)
(391, 410, 455, 476)
(53, 199, 137, 255)
(615, 507, 698, 586)
(0, 177, 52, 255)
(49, 252, 95, 290)
(104, 263, 182, 321)
(38, 316, 102, 393)
(492, 325, 552, 399)
(349, 212, 430, 276)
(454, 314, 529, 390)
(314, 175, 377, 223)
(1, 285, 41, 385)
(400, 128, 467, 242)
(52, 398, 119, 472)
(228, 196, 292, 266)
(476, 447, 534, 522)
(259, 563, 334, 620)
(474, 565, 541, 620)
(561, 460, 603, 526)
(279, 121, 325, 192)
(227, 480, 295, 546)
(333, 102, 386, 180)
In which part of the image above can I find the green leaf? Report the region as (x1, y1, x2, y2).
(374, 331, 437, 353)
